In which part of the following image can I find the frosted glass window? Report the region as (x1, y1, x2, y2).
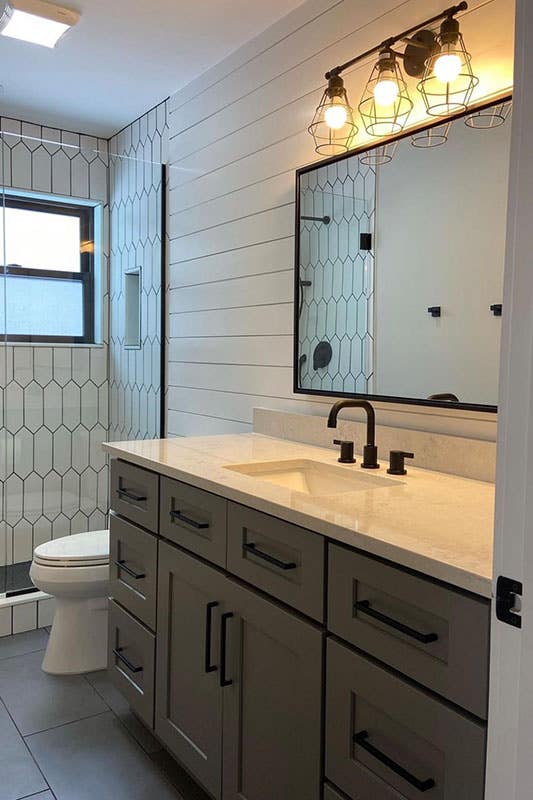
(0, 276, 84, 337)
(0, 194, 96, 341)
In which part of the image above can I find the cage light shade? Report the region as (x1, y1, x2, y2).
(308, 75, 358, 156)
(418, 17, 479, 117)
(359, 52, 413, 138)
(359, 141, 399, 166)
(465, 100, 512, 129)
(0, 0, 79, 47)
(411, 121, 451, 148)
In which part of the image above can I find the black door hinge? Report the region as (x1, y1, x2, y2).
(496, 576, 523, 628)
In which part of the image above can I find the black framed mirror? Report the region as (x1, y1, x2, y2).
(294, 96, 512, 413)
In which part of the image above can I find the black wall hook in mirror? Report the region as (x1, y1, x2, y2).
(490, 303, 502, 317)
(427, 306, 441, 318)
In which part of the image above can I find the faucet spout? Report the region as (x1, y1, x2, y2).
(327, 399, 379, 469)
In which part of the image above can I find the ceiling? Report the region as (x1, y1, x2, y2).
(0, 0, 305, 138)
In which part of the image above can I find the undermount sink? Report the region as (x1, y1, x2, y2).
(224, 458, 401, 497)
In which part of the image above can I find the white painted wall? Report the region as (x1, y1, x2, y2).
(166, 0, 514, 441)
(374, 115, 511, 406)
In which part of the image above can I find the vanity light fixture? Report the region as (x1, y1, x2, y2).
(465, 100, 512, 129)
(0, 0, 79, 48)
(309, 2, 473, 155)
(308, 74, 358, 155)
(359, 141, 398, 166)
(359, 50, 413, 137)
(418, 14, 478, 117)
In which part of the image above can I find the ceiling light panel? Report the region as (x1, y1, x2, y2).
(0, 0, 79, 47)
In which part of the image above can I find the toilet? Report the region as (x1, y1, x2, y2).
(30, 530, 110, 675)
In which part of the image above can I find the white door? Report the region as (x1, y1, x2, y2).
(485, 1, 533, 797)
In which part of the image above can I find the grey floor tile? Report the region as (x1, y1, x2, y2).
(0, 700, 48, 800)
(86, 669, 162, 755)
(19, 794, 54, 800)
(0, 629, 49, 661)
(0, 650, 108, 736)
(26, 712, 183, 800)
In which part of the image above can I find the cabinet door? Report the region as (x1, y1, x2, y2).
(221, 579, 323, 800)
(155, 542, 227, 800)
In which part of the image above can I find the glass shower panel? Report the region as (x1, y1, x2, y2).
(1, 137, 6, 596)
(0, 118, 166, 599)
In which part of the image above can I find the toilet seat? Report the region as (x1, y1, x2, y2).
(33, 530, 109, 568)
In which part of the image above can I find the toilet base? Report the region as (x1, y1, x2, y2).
(42, 595, 109, 675)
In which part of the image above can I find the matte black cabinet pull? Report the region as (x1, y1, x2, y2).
(169, 509, 210, 530)
(114, 559, 146, 580)
(354, 730, 435, 793)
(205, 601, 219, 673)
(117, 487, 147, 503)
(220, 612, 234, 687)
(355, 600, 438, 644)
(242, 542, 297, 571)
(113, 647, 143, 674)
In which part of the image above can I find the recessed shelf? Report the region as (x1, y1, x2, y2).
(124, 268, 141, 349)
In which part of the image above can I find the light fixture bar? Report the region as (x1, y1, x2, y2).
(324, 1, 467, 79)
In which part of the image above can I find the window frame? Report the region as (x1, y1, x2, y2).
(0, 194, 95, 344)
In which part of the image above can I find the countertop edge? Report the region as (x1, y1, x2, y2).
(103, 441, 493, 600)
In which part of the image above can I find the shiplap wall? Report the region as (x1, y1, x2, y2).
(166, 0, 514, 440)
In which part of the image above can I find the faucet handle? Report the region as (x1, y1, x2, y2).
(333, 439, 356, 464)
(387, 450, 414, 476)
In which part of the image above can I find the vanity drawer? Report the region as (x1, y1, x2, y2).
(159, 476, 227, 567)
(109, 513, 158, 630)
(328, 544, 490, 718)
(108, 600, 155, 729)
(110, 459, 159, 533)
(326, 639, 486, 800)
(227, 503, 325, 622)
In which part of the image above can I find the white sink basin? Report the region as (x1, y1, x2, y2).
(224, 459, 400, 497)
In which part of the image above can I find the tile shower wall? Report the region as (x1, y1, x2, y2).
(108, 101, 169, 442)
(298, 157, 375, 394)
(0, 119, 110, 588)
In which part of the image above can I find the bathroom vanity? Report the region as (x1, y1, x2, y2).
(103, 434, 493, 800)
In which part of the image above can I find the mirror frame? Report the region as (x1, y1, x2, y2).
(293, 94, 512, 414)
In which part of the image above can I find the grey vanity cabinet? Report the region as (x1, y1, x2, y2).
(155, 541, 227, 799)
(221, 577, 323, 800)
(155, 540, 323, 800)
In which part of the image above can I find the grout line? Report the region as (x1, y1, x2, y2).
(168, 234, 292, 265)
(0, 646, 47, 664)
(169, 201, 293, 240)
(0, 696, 55, 799)
(169, 267, 292, 291)
(23, 709, 112, 740)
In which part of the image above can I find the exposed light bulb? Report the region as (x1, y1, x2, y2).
(324, 103, 347, 130)
(373, 78, 399, 107)
(434, 51, 462, 83)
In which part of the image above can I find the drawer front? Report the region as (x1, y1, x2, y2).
(328, 545, 490, 718)
(159, 476, 227, 567)
(227, 503, 325, 622)
(108, 600, 155, 729)
(110, 459, 159, 533)
(326, 639, 486, 800)
(110, 514, 158, 630)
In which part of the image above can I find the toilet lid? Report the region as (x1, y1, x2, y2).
(34, 530, 109, 566)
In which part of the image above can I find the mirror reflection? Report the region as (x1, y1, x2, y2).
(296, 98, 511, 410)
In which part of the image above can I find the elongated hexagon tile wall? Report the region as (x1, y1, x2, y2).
(298, 156, 375, 394)
(0, 117, 111, 571)
(108, 100, 168, 443)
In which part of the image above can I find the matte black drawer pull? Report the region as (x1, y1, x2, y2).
(205, 601, 219, 674)
(113, 647, 143, 674)
(117, 487, 147, 503)
(114, 560, 146, 580)
(355, 600, 438, 644)
(220, 612, 234, 687)
(242, 542, 297, 571)
(170, 509, 210, 530)
(354, 730, 435, 793)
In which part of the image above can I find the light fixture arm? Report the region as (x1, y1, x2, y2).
(324, 1, 467, 80)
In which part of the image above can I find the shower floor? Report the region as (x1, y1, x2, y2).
(0, 561, 37, 598)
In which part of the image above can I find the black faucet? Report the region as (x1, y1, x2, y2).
(327, 399, 379, 469)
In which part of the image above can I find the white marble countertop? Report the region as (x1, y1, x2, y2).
(103, 433, 495, 599)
